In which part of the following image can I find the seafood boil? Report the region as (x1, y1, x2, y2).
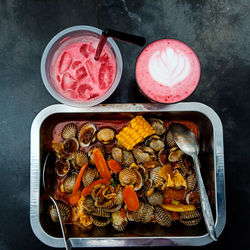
(48, 116, 202, 232)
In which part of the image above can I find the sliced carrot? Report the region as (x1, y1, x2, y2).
(68, 191, 81, 206)
(72, 163, 88, 196)
(93, 148, 111, 180)
(108, 159, 122, 173)
(161, 203, 196, 212)
(123, 186, 139, 211)
(81, 178, 109, 197)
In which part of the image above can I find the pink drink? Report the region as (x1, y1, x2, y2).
(135, 39, 201, 103)
(53, 36, 117, 101)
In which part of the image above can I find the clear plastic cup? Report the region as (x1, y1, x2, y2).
(41, 26, 123, 107)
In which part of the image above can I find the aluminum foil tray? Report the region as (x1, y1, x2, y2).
(30, 103, 226, 247)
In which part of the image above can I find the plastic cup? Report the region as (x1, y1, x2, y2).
(41, 25, 123, 107)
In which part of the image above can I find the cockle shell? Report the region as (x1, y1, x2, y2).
(55, 159, 70, 177)
(158, 149, 168, 166)
(186, 174, 197, 191)
(178, 156, 193, 175)
(78, 122, 96, 147)
(132, 202, 154, 223)
(71, 150, 88, 170)
(82, 168, 99, 187)
(63, 172, 78, 193)
(165, 130, 176, 147)
(150, 166, 165, 188)
(168, 147, 184, 162)
(49, 202, 71, 223)
(133, 146, 157, 164)
(145, 135, 165, 152)
(147, 191, 164, 206)
(80, 195, 94, 213)
(92, 208, 110, 218)
(155, 206, 172, 227)
(92, 216, 110, 227)
(97, 128, 116, 144)
(63, 138, 79, 155)
(111, 210, 128, 231)
(180, 210, 201, 226)
(119, 168, 137, 186)
(147, 118, 166, 136)
(61, 123, 78, 139)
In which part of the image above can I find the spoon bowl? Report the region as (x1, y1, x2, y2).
(170, 123, 217, 241)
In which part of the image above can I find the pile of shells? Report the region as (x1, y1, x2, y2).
(48, 118, 202, 232)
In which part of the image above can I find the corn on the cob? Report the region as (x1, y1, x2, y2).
(116, 116, 155, 150)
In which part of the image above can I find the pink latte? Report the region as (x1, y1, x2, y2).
(53, 36, 116, 101)
(135, 39, 201, 103)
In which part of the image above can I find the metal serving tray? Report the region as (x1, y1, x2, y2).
(30, 103, 226, 247)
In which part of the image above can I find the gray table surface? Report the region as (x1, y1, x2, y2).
(1, 0, 250, 249)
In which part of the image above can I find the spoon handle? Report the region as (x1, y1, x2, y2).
(193, 155, 217, 241)
(50, 197, 72, 250)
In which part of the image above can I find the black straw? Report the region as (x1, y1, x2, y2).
(94, 28, 146, 60)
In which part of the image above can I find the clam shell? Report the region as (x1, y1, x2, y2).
(78, 122, 96, 147)
(92, 216, 110, 227)
(103, 204, 122, 213)
(111, 147, 123, 164)
(168, 147, 184, 162)
(115, 188, 124, 205)
(178, 156, 193, 175)
(49, 201, 71, 223)
(122, 150, 135, 167)
(63, 138, 79, 155)
(133, 170, 143, 191)
(97, 128, 116, 144)
(133, 202, 154, 223)
(94, 196, 116, 209)
(158, 149, 168, 166)
(55, 159, 70, 177)
(88, 145, 105, 165)
(133, 146, 157, 164)
(112, 211, 128, 232)
(119, 168, 137, 186)
(92, 207, 111, 218)
(150, 166, 165, 188)
(71, 150, 88, 170)
(186, 174, 197, 191)
(147, 191, 164, 206)
(166, 130, 176, 147)
(180, 210, 201, 226)
(63, 172, 78, 193)
(82, 168, 99, 187)
(147, 118, 166, 136)
(61, 123, 78, 139)
(80, 195, 94, 213)
(145, 135, 165, 152)
(155, 206, 172, 227)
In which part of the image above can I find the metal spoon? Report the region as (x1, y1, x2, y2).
(42, 152, 72, 249)
(170, 123, 217, 241)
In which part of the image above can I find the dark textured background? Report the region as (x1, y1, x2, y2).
(1, 0, 250, 249)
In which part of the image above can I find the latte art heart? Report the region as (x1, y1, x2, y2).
(148, 47, 190, 86)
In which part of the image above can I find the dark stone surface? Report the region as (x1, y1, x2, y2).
(0, 0, 250, 249)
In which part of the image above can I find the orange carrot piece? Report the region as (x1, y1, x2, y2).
(81, 178, 109, 197)
(123, 186, 139, 211)
(72, 163, 88, 196)
(68, 191, 81, 206)
(108, 159, 122, 173)
(93, 148, 111, 180)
